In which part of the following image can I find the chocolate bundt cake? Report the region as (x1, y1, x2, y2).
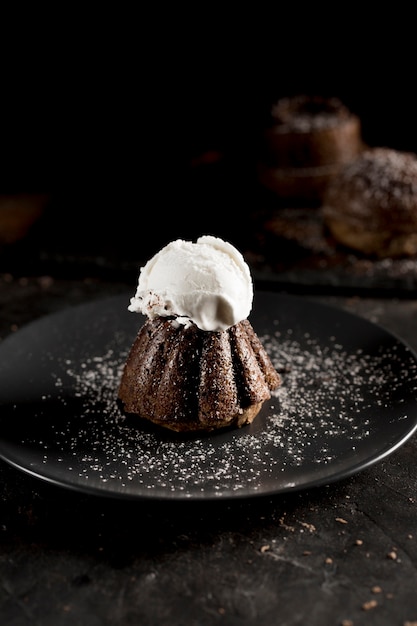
(118, 317, 281, 433)
(322, 147, 417, 258)
(257, 95, 363, 203)
(117, 235, 281, 433)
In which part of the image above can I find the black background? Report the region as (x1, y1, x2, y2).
(1, 9, 415, 263)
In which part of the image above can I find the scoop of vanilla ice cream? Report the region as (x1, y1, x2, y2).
(128, 235, 253, 331)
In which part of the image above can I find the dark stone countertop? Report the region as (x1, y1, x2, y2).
(1, 266, 417, 626)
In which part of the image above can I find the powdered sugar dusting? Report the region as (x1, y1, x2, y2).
(23, 317, 417, 499)
(324, 147, 417, 217)
(270, 95, 354, 132)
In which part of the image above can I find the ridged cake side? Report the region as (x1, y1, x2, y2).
(118, 317, 281, 432)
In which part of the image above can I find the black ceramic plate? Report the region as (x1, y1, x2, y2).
(1, 292, 417, 501)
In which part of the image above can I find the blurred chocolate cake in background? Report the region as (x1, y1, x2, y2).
(249, 95, 417, 293)
(257, 95, 364, 205)
(322, 147, 417, 259)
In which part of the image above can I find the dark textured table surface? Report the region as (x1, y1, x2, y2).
(1, 252, 417, 626)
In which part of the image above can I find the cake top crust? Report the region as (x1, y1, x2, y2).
(270, 95, 357, 133)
